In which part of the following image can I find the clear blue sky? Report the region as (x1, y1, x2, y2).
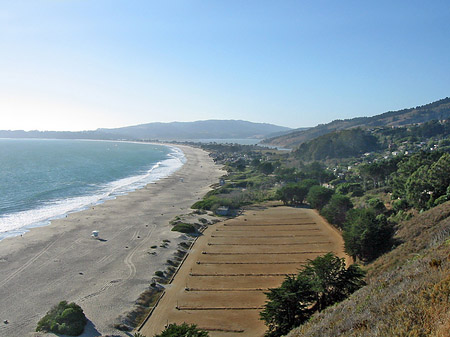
(1, 1, 449, 131)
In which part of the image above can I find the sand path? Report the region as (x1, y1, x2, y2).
(139, 206, 349, 337)
(0, 145, 224, 337)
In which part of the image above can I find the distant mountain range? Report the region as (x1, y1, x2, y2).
(2, 98, 449, 145)
(263, 97, 450, 148)
(0, 120, 291, 141)
(98, 120, 291, 140)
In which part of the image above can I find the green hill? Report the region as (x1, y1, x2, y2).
(263, 97, 450, 148)
(293, 128, 380, 160)
(292, 119, 450, 161)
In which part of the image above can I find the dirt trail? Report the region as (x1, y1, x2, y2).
(139, 206, 349, 337)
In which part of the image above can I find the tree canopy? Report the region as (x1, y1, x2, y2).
(260, 253, 365, 337)
(343, 209, 395, 262)
(320, 194, 353, 228)
(306, 185, 334, 210)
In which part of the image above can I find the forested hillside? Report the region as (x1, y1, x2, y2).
(293, 119, 450, 161)
(263, 97, 450, 148)
(293, 129, 380, 160)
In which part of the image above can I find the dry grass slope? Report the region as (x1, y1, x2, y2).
(287, 201, 450, 337)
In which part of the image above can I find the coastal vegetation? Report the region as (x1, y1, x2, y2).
(153, 323, 209, 337)
(37, 100, 445, 336)
(260, 253, 365, 337)
(171, 222, 196, 233)
(287, 202, 450, 337)
(186, 113, 449, 336)
(263, 97, 450, 148)
(36, 301, 87, 336)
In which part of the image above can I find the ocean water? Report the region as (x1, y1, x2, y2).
(0, 139, 185, 240)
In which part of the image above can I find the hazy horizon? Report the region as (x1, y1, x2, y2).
(1, 1, 449, 131)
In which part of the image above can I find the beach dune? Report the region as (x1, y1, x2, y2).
(0, 145, 224, 337)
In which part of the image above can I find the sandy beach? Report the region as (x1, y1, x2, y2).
(0, 145, 224, 337)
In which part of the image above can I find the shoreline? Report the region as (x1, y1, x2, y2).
(0, 144, 225, 337)
(0, 141, 185, 241)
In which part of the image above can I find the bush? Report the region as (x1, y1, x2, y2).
(191, 196, 218, 210)
(154, 323, 209, 337)
(367, 197, 386, 214)
(171, 223, 196, 234)
(335, 182, 364, 197)
(392, 199, 409, 212)
(36, 301, 87, 336)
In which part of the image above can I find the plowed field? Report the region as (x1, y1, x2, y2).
(139, 206, 348, 337)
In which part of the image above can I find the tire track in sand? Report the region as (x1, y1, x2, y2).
(78, 224, 157, 302)
(0, 232, 65, 288)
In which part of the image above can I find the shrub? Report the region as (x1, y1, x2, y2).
(367, 197, 386, 214)
(155, 323, 209, 337)
(191, 196, 218, 210)
(392, 199, 409, 212)
(335, 182, 364, 197)
(171, 223, 196, 234)
(36, 301, 87, 336)
(155, 271, 164, 277)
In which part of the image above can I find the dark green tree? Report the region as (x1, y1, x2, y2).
(343, 209, 395, 261)
(427, 153, 450, 198)
(405, 165, 432, 210)
(259, 161, 275, 175)
(366, 198, 386, 215)
(261, 253, 365, 337)
(275, 179, 319, 206)
(306, 185, 334, 210)
(335, 182, 363, 197)
(154, 323, 209, 337)
(320, 194, 353, 228)
(260, 275, 315, 337)
(303, 162, 335, 183)
(276, 183, 309, 205)
(391, 151, 442, 199)
(300, 253, 366, 311)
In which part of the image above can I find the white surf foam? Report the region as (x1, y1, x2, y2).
(0, 145, 185, 241)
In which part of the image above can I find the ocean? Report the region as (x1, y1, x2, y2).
(0, 139, 185, 240)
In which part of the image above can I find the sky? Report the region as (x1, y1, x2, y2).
(1, 1, 450, 131)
